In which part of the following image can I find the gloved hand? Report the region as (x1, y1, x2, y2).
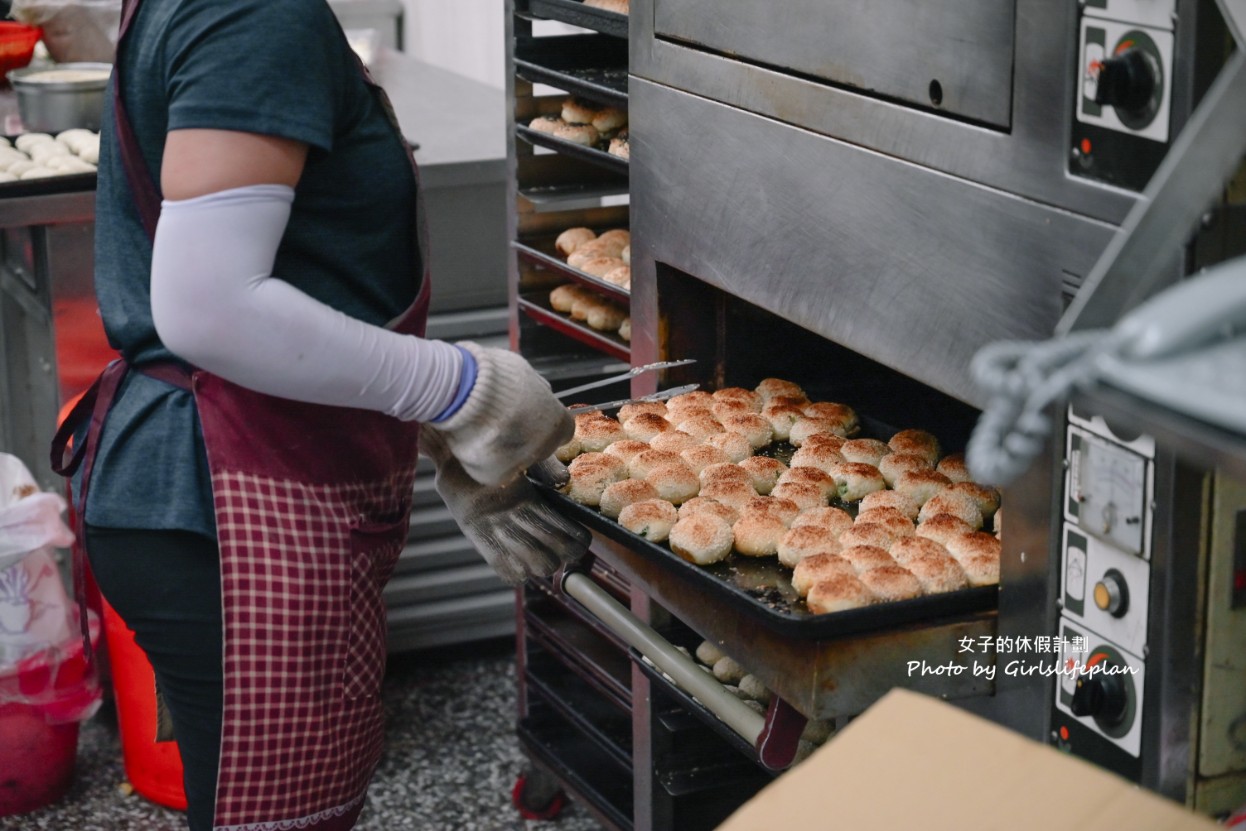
(429, 341, 574, 487)
(420, 428, 591, 585)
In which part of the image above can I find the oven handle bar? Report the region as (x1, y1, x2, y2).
(561, 571, 766, 745)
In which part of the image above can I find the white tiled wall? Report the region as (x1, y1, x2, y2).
(402, 0, 507, 89)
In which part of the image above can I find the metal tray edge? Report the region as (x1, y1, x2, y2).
(535, 481, 999, 640)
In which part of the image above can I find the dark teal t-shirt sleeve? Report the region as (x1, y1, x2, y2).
(162, 0, 346, 152)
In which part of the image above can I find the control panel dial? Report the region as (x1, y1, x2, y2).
(1093, 47, 1158, 117)
(1071, 665, 1130, 728)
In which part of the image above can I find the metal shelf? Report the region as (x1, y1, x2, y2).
(518, 0, 629, 39)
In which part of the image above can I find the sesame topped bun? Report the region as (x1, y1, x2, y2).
(791, 552, 856, 597)
(915, 513, 976, 546)
(854, 506, 916, 539)
(618, 499, 679, 543)
(623, 411, 673, 443)
(555, 226, 597, 257)
(732, 512, 789, 558)
(935, 452, 972, 483)
(893, 468, 953, 506)
(839, 521, 901, 552)
(755, 377, 806, 401)
(602, 439, 651, 464)
(680, 444, 734, 475)
(837, 544, 897, 575)
(827, 461, 886, 502)
(704, 431, 753, 462)
(738, 455, 788, 495)
(617, 400, 668, 423)
(858, 565, 923, 603)
(776, 465, 836, 499)
(648, 429, 701, 454)
(669, 513, 734, 565)
(790, 506, 855, 538)
(678, 496, 740, 526)
(806, 573, 877, 614)
(877, 452, 933, 488)
(771, 481, 827, 512)
(713, 386, 763, 412)
(777, 524, 842, 569)
(599, 478, 660, 519)
(839, 438, 890, 466)
(888, 428, 941, 465)
(918, 489, 985, 530)
(858, 489, 920, 521)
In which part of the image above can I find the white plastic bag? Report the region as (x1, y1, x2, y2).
(0, 454, 73, 572)
(10, 0, 122, 64)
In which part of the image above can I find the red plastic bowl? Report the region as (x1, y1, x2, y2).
(0, 22, 42, 76)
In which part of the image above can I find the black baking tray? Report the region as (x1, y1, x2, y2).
(514, 239, 631, 303)
(0, 171, 95, 198)
(517, 124, 630, 177)
(515, 34, 628, 109)
(535, 482, 998, 640)
(519, 290, 630, 362)
(521, 0, 629, 39)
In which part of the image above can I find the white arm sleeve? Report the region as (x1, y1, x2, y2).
(150, 184, 463, 422)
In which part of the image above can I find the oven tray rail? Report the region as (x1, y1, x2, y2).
(634, 648, 766, 771)
(525, 662, 634, 771)
(517, 124, 630, 177)
(537, 482, 998, 640)
(519, 290, 630, 361)
(515, 33, 628, 109)
(524, 604, 633, 712)
(515, 239, 631, 303)
(517, 723, 633, 831)
(519, 0, 629, 39)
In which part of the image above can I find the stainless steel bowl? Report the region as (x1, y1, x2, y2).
(7, 62, 111, 133)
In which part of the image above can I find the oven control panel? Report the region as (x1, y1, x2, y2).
(1071, 0, 1176, 190)
(1051, 408, 1155, 780)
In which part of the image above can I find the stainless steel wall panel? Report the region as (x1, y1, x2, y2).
(631, 0, 1140, 225)
(653, 0, 1017, 128)
(631, 80, 1117, 407)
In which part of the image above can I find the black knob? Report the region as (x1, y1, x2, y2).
(1070, 671, 1128, 727)
(1094, 48, 1156, 114)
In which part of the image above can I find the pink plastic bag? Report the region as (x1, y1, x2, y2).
(0, 453, 100, 724)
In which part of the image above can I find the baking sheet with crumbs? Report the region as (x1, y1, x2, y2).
(535, 477, 997, 640)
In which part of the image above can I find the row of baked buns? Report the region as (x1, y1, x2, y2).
(555, 226, 630, 290)
(549, 283, 631, 340)
(638, 638, 832, 764)
(558, 378, 1003, 615)
(583, 0, 629, 14)
(528, 96, 629, 155)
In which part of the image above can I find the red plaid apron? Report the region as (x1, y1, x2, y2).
(53, 2, 431, 827)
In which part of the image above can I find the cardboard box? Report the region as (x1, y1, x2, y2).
(717, 689, 1219, 831)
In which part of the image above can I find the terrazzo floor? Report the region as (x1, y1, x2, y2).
(4, 639, 605, 831)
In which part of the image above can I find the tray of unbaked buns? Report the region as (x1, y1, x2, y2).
(523, 0, 630, 39)
(539, 378, 1001, 639)
(0, 129, 99, 197)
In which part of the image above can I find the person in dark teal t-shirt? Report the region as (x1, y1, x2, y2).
(77, 2, 588, 828)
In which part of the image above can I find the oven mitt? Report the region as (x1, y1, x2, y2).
(419, 428, 591, 585)
(429, 341, 575, 487)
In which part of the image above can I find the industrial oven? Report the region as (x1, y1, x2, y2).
(507, 0, 1246, 827)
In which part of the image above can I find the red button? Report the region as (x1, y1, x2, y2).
(1080, 138, 1093, 156)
